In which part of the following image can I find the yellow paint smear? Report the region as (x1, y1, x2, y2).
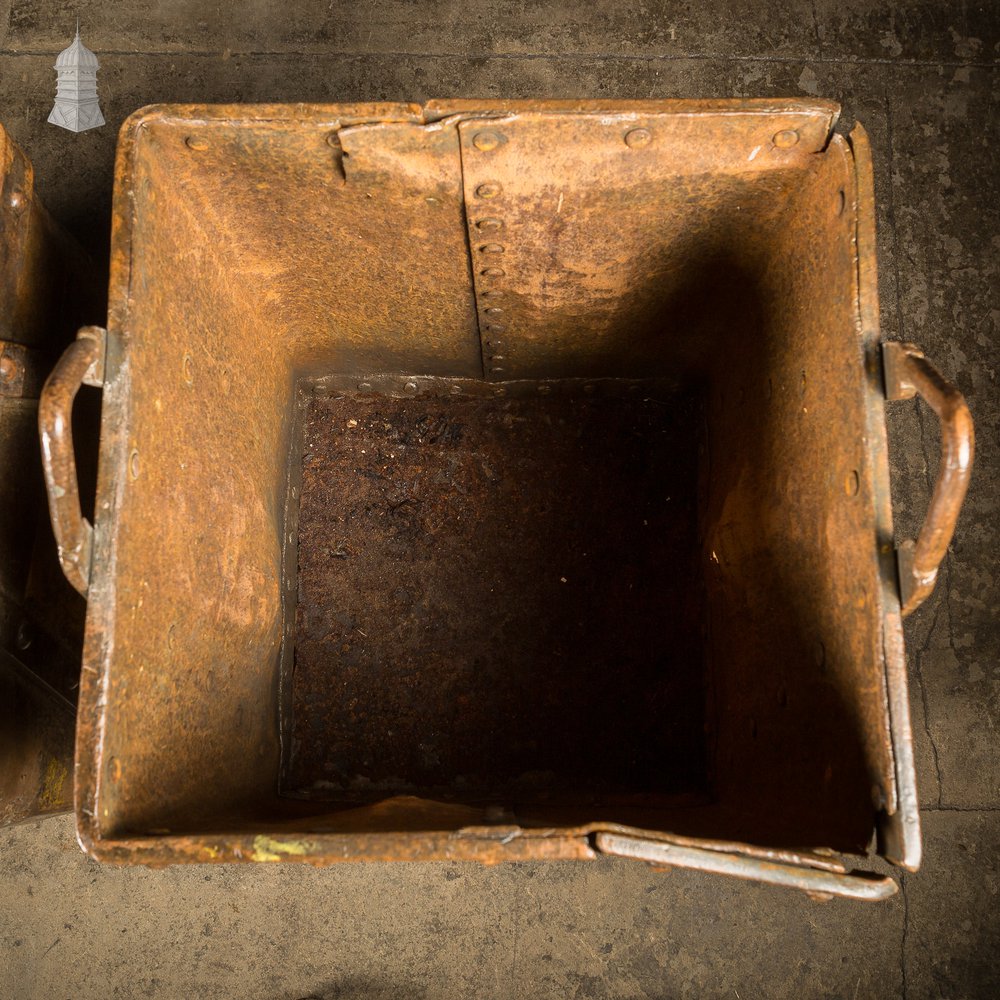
(38, 757, 69, 811)
(250, 835, 316, 862)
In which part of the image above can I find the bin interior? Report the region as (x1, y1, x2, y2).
(82, 103, 896, 859)
(286, 385, 707, 807)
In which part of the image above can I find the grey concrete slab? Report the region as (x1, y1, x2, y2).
(1, 814, 906, 1000)
(5, 0, 822, 60)
(904, 809, 1000, 998)
(887, 65, 1000, 810)
(814, 1, 999, 65)
(9, 1, 996, 66)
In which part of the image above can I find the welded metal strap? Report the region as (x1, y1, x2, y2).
(597, 833, 898, 901)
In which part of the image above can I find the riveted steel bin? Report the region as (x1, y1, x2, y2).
(39, 101, 973, 897)
(0, 124, 101, 826)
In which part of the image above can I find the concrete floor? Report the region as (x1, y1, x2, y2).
(1, 1, 998, 997)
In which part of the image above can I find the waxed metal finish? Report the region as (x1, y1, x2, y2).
(37, 100, 973, 897)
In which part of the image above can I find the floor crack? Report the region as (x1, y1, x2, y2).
(900, 872, 909, 1000)
(915, 601, 945, 806)
(809, 0, 823, 55)
(883, 86, 906, 347)
(924, 804, 1000, 812)
(1, 47, 998, 69)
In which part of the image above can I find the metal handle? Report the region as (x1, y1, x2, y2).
(883, 341, 974, 617)
(38, 326, 106, 597)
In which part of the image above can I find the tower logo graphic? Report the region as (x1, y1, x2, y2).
(48, 25, 105, 133)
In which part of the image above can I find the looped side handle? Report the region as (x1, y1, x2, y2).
(38, 326, 106, 597)
(883, 341, 974, 616)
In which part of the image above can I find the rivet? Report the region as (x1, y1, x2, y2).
(484, 306, 504, 316)
(814, 640, 826, 669)
(129, 450, 140, 479)
(185, 135, 209, 151)
(182, 353, 194, 386)
(489, 355, 505, 362)
(480, 290, 504, 299)
(624, 128, 652, 149)
(109, 757, 122, 783)
(450, 385, 463, 395)
(486, 340, 503, 349)
(481, 267, 505, 278)
(538, 385, 552, 395)
(845, 469, 860, 496)
(404, 381, 418, 393)
(475, 182, 502, 198)
(484, 323, 507, 334)
(476, 218, 503, 232)
(836, 189, 846, 216)
(325, 132, 340, 146)
(7, 189, 26, 214)
(871, 784, 886, 811)
(490, 366, 505, 374)
(480, 243, 505, 254)
(358, 381, 373, 391)
(773, 129, 799, 149)
(493, 385, 507, 395)
(473, 131, 503, 151)
(15, 620, 32, 651)
(0, 356, 17, 383)
(583, 384, 596, 394)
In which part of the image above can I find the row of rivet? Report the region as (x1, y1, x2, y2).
(311, 374, 661, 397)
(463, 122, 799, 379)
(308, 376, 670, 399)
(179, 125, 801, 158)
(471, 134, 509, 376)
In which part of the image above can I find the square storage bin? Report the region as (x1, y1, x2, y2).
(40, 101, 973, 897)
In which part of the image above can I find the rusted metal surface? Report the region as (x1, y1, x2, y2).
(0, 125, 98, 828)
(58, 100, 970, 897)
(0, 124, 102, 349)
(0, 341, 47, 398)
(38, 326, 104, 597)
(882, 341, 974, 616)
(287, 386, 705, 804)
(847, 123, 921, 871)
(0, 650, 74, 826)
(38, 327, 105, 597)
(453, 105, 839, 381)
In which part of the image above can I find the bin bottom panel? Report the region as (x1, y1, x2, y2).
(283, 384, 708, 806)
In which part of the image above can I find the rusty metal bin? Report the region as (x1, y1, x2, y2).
(39, 100, 973, 898)
(1, 124, 102, 826)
